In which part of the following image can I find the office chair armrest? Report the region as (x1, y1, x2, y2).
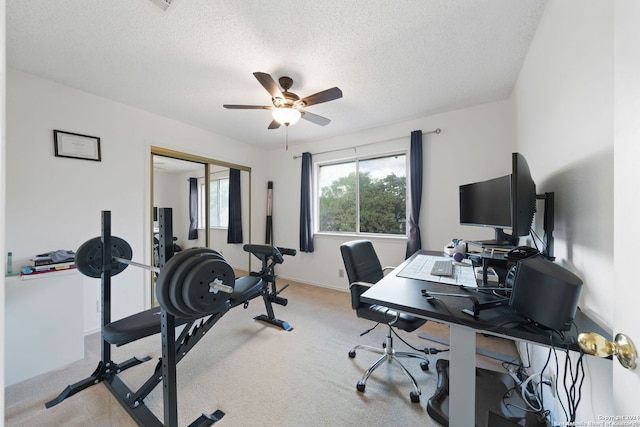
(350, 281, 373, 289)
(349, 281, 373, 310)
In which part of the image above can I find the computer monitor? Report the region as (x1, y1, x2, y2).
(459, 153, 537, 246)
(459, 175, 511, 230)
(511, 153, 537, 237)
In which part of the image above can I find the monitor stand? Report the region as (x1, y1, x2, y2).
(470, 229, 518, 247)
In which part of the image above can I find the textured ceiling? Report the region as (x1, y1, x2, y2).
(6, 0, 547, 149)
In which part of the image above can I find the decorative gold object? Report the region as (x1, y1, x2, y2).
(578, 332, 637, 370)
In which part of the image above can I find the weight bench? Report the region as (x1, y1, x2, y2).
(45, 209, 295, 427)
(100, 243, 295, 347)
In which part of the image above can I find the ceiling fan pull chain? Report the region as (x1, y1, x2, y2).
(285, 125, 289, 151)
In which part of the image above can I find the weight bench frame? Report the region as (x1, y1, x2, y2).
(240, 244, 297, 331)
(46, 209, 296, 425)
(46, 209, 226, 426)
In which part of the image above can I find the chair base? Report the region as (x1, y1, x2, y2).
(348, 326, 429, 403)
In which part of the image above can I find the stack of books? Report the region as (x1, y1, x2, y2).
(22, 250, 76, 276)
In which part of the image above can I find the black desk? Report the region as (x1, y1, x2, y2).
(360, 250, 608, 426)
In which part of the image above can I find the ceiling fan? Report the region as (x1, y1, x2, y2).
(223, 72, 343, 129)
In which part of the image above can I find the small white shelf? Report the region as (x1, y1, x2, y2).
(5, 271, 84, 386)
(19, 268, 78, 281)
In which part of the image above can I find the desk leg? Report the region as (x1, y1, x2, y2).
(449, 325, 476, 426)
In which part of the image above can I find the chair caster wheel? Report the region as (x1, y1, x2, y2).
(348, 350, 356, 358)
(356, 381, 365, 392)
(420, 361, 429, 371)
(410, 391, 420, 403)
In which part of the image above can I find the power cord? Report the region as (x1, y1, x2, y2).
(542, 323, 585, 424)
(382, 309, 449, 355)
(502, 365, 552, 426)
(502, 354, 529, 376)
(359, 322, 380, 336)
(421, 345, 449, 355)
(562, 348, 585, 422)
(520, 373, 545, 412)
(527, 330, 578, 425)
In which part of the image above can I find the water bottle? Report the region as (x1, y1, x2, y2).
(7, 252, 13, 275)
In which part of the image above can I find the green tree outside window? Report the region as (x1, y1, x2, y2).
(318, 154, 406, 235)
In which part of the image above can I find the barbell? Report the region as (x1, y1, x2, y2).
(75, 236, 235, 318)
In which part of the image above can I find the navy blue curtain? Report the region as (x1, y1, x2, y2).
(188, 177, 198, 240)
(227, 168, 243, 243)
(405, 130, 423, 258)
(299, 152, 314, 252)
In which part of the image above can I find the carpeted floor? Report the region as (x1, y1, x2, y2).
(4, 280, 518, 426)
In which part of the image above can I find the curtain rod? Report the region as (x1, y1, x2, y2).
(291, 128, 441, 159)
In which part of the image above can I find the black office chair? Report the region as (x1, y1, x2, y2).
(340, 240, 429, 403)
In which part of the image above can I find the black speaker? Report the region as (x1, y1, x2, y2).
(509, 256, 582, 331)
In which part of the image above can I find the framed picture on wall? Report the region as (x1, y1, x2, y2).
(53, 130, 101, 161)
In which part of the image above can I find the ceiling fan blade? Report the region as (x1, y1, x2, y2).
(301, 87, 343, 107)
(268, 119, 281, 130)
(253, 72, 284, 100)
(301, 110, 331, 126)
(223, 104, 273, 109)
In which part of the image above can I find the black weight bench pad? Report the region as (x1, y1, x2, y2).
(229, 275, 263, 305)
(426, 359, 544, 427)
(103, 275, 265, 347)
(104, 276, 265, 346)
(103, 308, 194, 347)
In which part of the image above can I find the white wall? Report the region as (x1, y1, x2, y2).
(266, 99, 516, 291)
(6, 69, 268, 333)
(512, 0, 614, 421)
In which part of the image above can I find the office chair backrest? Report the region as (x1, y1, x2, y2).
(340, 240, 385, 284)
(340, 240, 385, 309)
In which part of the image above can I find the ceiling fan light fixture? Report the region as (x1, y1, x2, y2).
(223, 72, 342, 130)
(272, 107, 301, 126)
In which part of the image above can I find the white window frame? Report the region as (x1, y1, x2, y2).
(314, 150, 408, 237)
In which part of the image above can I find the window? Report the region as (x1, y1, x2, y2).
(199, 176, 229, 228)
(317, 153, 407, 235)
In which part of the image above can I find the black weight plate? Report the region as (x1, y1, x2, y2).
(75, 236, 132, 278)
(183, 258, 235, 315)
(155, 247, 214, 317)
(168, 249, 227, 317)
(156, 247, 210, 317)
(168, 251, 221, 318)
(182, 261, 235, 313)
(75, 237, 103, 278)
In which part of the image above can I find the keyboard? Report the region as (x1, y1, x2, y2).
(430, 260, 453, 277)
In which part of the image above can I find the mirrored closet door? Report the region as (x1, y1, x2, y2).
(151, 147, 251, 305)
